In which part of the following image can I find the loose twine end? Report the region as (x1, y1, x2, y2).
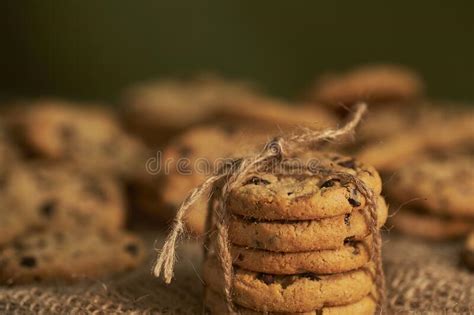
(153, 102, 385, 311)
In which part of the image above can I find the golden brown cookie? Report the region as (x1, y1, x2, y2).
(203, 257, 374, 313)
(0, 165, 41, 246)
(0, 230, 145, 284)
(230, 237, 372, 275)
(390, 209, 474, 241)
(28, 163, 126, 232)
(204, 288, 376, 315)
(229, 196, 387, 252)
(387, 156, 474, 218)
(121, 74, 258, 146)
(462, 231, 474, 271)
(228, 152, 382, 221)
(9, 100, 148, 179)
(307, 64, 424, 107)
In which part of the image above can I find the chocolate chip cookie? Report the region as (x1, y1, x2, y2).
(203, 257, 374, 313)
(204, 288, 376, 315)
(307, 64, 424, 107)
(387, 155, 474, 218)
(28, 163, 126, 232)
(0, 230, 145, 284)
(228, 152, 382, 221)
(10, 100, 148, 179)
(229, 196, 387, 252)
(230, 237, 372, 275)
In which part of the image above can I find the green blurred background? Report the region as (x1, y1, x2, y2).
(1, 1, 473, 104)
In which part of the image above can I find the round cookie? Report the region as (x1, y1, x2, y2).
(10, 100, 148, 179)
(462, 231, 474, 271)
(228, 152, 382, 221)
(203, 257, 374, 313)
(390, 209, 474, 241)
(387, 156, 474, 218)
(204, 288, 376, 315)
(229, 196, 387, 252)
(153, 124, 271, 234)
(0, 230, 145, 284)
(307, 64, 424, 107)
(121, 74, 258, 146)
(231, 237, 371, 275)
(0, 165, 41, 246)
(28, 163, 126, 232)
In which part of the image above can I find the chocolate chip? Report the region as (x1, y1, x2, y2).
(301, 273, 321, 281)
(338, 158, 356, 170)
(344, 235, 356, 245)
(237, 253, 245, 261)
(287, 192, 294, 196)
(344, 213, 351, 226)
(85, 183, 108, 202)
(244, 177, 270, 186)
(39, 200, 56, 218)
(281, 277, 295, 289)
(320, 179, 339, 188)
(257, 273, 274, 285)
(125, 243, 139, 256)
(177, 145, 192, 157)
(20, 256, 37, 268)
(348, 198, 361, 207)
(59, 125, 75, 141)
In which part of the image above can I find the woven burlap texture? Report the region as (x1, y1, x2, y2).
(1, 232, 473, 314)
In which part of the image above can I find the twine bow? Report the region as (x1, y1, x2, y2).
(153, 103, 385, 313)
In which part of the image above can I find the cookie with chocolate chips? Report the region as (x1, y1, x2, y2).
(26, 163, 126, 232)
(230, 237, 372, 275)
(136, 124, 270, 234)
(229, 196, 387, 252)
(9, 100, 148, 179)
(204, 288, 376, 315)
(462, 231, 474, 271)
(228, 152, 381, 221)
(0, 165, 41, 246)
(306, 64, 424, 107)
(203, 256, 374, 313)
(0, 230, 145, 284)
(387, 155, 474, 218)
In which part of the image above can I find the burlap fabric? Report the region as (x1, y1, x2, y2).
(1, 230, 473, 314)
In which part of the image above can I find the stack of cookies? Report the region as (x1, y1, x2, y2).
(203, 152, 387, 314)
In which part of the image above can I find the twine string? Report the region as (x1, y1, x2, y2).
(153, 102, 385, 313)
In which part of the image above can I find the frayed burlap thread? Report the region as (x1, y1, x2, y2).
(153, 103, 385, 314)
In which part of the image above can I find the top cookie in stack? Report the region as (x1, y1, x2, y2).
(204, 152, 387, 314)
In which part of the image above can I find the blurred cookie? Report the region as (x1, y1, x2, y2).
(204, 288, 376, 315)
(9, 100, 149, 179)
(27, 163, 126, 232)
(390, 209, 474, 241)
(0, 230, 145, 284)
(462, 231, 474, 271)
(203, 256, 374, 313)
(357, 109, 474, 171)
(229, 196, 387, 252)
(387, 155, 474, 218)
(228, 152, 382, 221)
(307, 64, 424, 107)
(136, 124, 270, 234)
(0, 165, 40, 246)
(121, 74, 258, 146)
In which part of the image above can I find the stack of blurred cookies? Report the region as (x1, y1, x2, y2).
(203, 152, 387, 314)
(0, 101, 148, 284)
